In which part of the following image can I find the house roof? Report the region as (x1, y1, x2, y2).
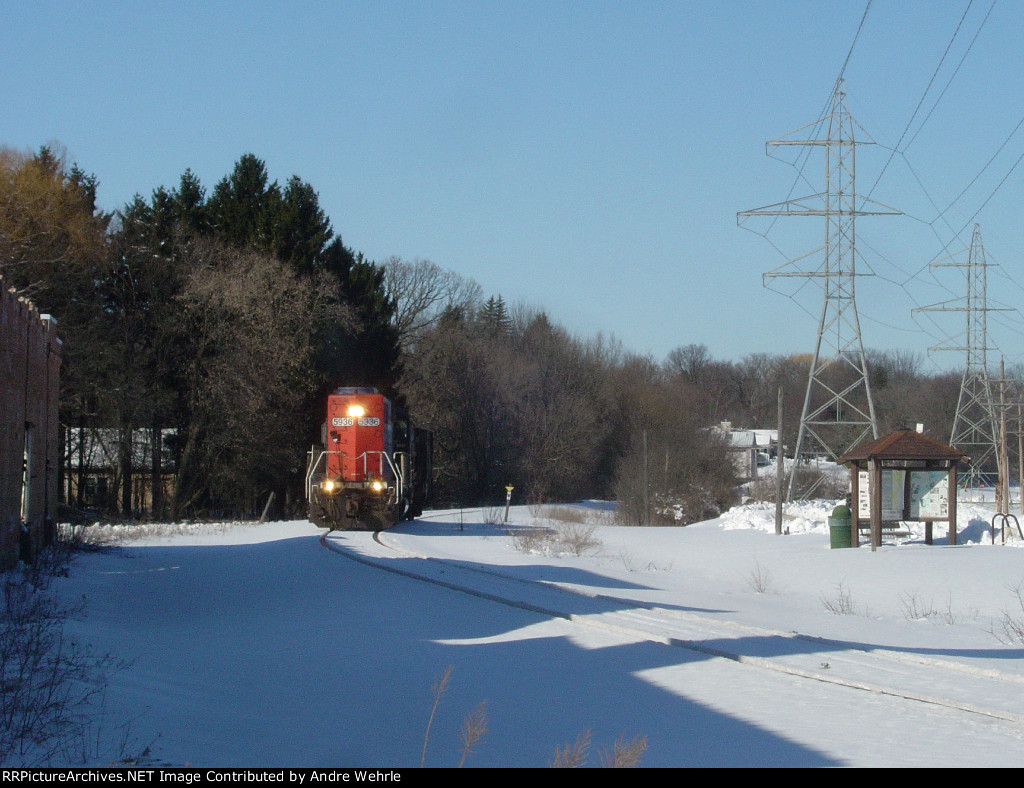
(837, 429, 967, 464)
(712, 424, 778, 449)
(729, 430, 776, 448)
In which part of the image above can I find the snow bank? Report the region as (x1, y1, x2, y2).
(719, 497, 1024, 547)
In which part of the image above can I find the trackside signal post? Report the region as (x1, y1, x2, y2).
(504, 485, 514, 523)
(838, 429, 966, 552)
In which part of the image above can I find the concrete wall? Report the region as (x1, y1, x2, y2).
(0, 276, 61, 567)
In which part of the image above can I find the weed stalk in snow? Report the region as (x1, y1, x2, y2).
(599, 734, 648, 768)
(821, 582, 859, 616)
(457, 701, 488, 768)
(551, 729, 591, 768)
(746, 560, 773, 594)
(421, 665, 452, 767)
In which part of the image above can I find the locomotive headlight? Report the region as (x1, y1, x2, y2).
(323, 480, 336, 493)
(371, 480, 384, 492)
(347, 404, 365, 419)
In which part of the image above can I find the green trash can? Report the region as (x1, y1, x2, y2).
(828, 504, 853, 549)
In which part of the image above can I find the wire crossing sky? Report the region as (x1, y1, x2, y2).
(3, 1, 1023, 369)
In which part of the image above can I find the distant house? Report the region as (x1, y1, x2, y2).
(713, 422, 778, 481)
(64, 427, 176, 518)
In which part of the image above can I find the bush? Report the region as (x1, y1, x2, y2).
(556, 522, 601, 556)
(820, 582, 862, 617)
(994, 583, 1024, 645)
(509, 526, 556, 554)
(508, 519, 602, 557)
(541, 506, 588, 524)
(612, 425, 737, 527)
(0, 531, 135, 766)
(789, 465, 849, 500)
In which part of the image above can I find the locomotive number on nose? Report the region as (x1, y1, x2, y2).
(331, 416, 381, 427)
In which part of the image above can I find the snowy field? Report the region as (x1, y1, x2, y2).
(32, 497, 1024, 768)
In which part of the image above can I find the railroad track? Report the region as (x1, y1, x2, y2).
(319, 526, 1024, 726)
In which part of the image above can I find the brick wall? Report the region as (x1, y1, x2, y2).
(0, 276, 61, 568)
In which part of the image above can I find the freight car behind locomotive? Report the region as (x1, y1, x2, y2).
(305, 387, 432, 531)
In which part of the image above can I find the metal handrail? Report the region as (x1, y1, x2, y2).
(305, 448, 407, 506)
(305, 449, 341, 499)
(991, 512, 1023, 544)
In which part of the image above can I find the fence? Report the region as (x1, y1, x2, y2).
(0, 276, 61, 567)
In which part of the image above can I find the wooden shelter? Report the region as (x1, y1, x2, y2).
(837, 429, 967, 551)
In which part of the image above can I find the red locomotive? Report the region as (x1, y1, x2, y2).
(305, 387, 432, 530)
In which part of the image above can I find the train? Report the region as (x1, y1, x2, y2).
(305, 387, 433, 531)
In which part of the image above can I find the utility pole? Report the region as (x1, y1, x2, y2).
(987, 359, 1024, 514)
(1000, 358, 1008, 514)
(1018, 402, 1023, 515)
(775, 387, 784, 535)
(915, 224, 1007, 499)
(642, 429, 650, 527)
(739, 80, 899, 500)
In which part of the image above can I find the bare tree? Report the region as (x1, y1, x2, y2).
(381, 256, 481, 348)
(664, 343, 711, 383)
(171, 238, 342, 517)
(505, 313, 610, 504)
(612, 366, 737, 526)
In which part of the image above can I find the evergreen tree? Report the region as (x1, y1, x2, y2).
(206, 153, 281, 251)
(274, 176, 333, 275)
(172, 169, 209, 236)
(478, 295, 511, 336)
(198, 155, 402, 394)
(318, 254, 402, 396)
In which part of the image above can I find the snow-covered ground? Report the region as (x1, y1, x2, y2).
(36, 497, 1024, 767)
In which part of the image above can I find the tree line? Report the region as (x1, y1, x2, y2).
(0, 145, 971, 525)
(2, 146, 399, 520)
(382, 260, 968, 520)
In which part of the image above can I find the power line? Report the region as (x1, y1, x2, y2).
(903, 0, 998, 153)
(953, 146, 1024, 236)
(868, 0, 977, 197)
(837, 0, 874, 83)
(740, 1, 1023, 383)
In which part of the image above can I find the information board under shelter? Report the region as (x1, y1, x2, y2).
(838, 429, 966, 550)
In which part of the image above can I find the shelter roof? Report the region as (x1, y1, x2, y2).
(837, 429, 967, 464)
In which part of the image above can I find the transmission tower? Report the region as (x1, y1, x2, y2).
(738, 80, 900, 500)
(914, 224, 1005, 494)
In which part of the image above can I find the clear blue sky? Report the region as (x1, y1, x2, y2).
(4, 1, 1023, 371)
